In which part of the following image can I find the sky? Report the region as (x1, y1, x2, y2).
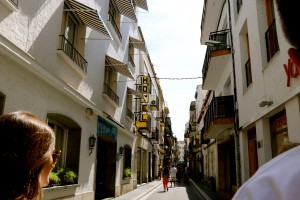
(138, 0, 207, 141)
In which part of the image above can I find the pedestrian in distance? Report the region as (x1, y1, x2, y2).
(169, 164, 177, 187)
(158, 165, 163, 180)
(232, 1, 300, 199)
(162, 165, 170, 192)
(0, 110, 60, 200)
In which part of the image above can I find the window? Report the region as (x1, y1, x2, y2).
(58, 4, 87, 74)
(237, 0, 242, 13)
(65, 11, 77, 46)
(123, 145, 132, 178)
(47, 114, 81, 184)
(245, 58, 252, 87)
(108, 1, 122, 40)
(126, 90, 134, 121)
(265, 0, 279, 61)
(128, 42, 135, 68)
(241, 29, 253, 90)
(103, 64, 119, 105)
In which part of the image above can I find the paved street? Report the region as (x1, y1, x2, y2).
(139, 182, 205, 200)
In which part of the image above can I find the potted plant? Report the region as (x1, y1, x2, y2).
(123, 167, 131, 178)
(60, 167, 78, 185)
(49, 167, 78, 186)
(49, 171, 61, 186)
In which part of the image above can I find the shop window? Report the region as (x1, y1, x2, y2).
(269, 110, 288, 157)
(123, 145, 132, 178)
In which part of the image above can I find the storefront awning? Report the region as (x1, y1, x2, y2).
(136, 0, 148, 11)
(105, 55, 134, 80)
(128, 87, 145, 99)
(65, 0, 111, 38)
(114, 0, 137, 22)
(130, 37, 147, 53)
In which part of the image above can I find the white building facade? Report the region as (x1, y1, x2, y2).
(0, 0, 164, 199)
(200, 0, 300, 198)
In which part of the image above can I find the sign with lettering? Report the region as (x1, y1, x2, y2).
(283, 58, 300, 87)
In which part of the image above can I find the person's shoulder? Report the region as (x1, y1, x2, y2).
(233, 145, 300, 199)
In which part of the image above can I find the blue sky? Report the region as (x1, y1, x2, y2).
(138, 0, 207, 141)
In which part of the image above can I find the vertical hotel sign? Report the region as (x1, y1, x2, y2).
(136, 76, 151, 129)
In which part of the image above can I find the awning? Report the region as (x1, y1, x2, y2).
(65, 0, 111, 38)
(128, 87, 145, 99)
(105, 55, 134, 80)
(136, 0, 148, 11)
(130, 37, 147, 53)
(114, 0, 137, 22)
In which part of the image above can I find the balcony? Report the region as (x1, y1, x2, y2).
(202, 30, 232, 90)
(57, 35, 88, 75)
(103, 83, 119, 106)
(200, 0, 226, 44)
(126, 108, 134, 121)
(149, 129, 159, 144)
(189, 122, 197, 134)
(203, 95, 235, 139)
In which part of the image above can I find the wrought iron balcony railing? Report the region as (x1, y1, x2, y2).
(103, 83, 119, 105)
(202, 29, 231, 83)
(126, 108, 134, 120)
(203, 95, 235, 132)
(58, 35, 87, 73)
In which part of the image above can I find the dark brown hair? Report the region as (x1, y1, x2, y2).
(0, 111, 55, 200)
(275, 0, 300, 48)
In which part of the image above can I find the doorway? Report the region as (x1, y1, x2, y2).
(95, 137, 116, 200)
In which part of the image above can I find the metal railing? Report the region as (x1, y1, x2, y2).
(203, 95, 235, 132)
(103, 83, 119, 105)
(265, 19, 279, 62)
(58, 35, 87, 73)
(126, 108, 134, 120)
(202, 29, 231, 82)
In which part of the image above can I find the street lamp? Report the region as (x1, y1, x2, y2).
(89, 135, 97, 156)
(205, 40, 232, 48)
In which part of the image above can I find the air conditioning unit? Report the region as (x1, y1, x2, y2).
(150, 100, 157, 111)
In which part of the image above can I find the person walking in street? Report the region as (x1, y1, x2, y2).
(162, 165, 170, 192)
(0, 110, 60, 200)
(232, 1, 300, 199)
(158, 165, 163, 180)
(169, 164, 177, 187)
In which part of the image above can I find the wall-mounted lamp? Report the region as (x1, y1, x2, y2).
(117, 146, 124, 161)
(89, 135, 97, 156)
(86, 108, 94, 119)
(259, 101, 273, 107)
(205, 40, 232, 48)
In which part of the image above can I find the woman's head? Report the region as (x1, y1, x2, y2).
(0, 110, 56, 199)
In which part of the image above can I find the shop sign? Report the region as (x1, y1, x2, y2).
(283, 58, 300, 87)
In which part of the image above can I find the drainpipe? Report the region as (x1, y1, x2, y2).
(227, 0, 241, 188)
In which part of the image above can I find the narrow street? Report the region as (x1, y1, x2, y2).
(140, 182, 205, 200)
